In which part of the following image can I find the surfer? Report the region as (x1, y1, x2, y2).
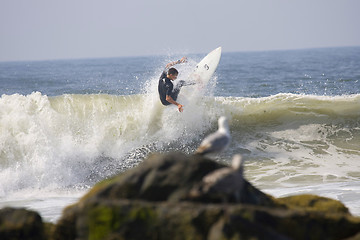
(158, 57, 187, 112)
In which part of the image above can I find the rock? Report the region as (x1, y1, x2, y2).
(56, 200, 292, 240)
(345, 232, 360, 240)
(54, 199, 360, 240)
(81, 152, 275, 206)
(82, 152, 221, 202)
(189, 154, 245, 203)
(277, 194, 350, 214)
(52, 152, 360, 240)
(0, 207, 45, 240)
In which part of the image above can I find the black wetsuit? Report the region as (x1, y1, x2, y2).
(158, 70, 181, 106)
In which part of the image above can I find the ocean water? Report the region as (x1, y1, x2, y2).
(0, 47, 359, 222)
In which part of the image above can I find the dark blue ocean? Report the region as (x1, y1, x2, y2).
(0, 47, 360, 221)
(1, 47, 359, 97)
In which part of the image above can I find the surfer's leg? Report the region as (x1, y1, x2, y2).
(170, 82, 185, 101)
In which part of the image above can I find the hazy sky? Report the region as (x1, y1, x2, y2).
(1, 0, 359, 61)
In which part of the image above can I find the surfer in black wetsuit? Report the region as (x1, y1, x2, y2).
(158, 57, 187, 112)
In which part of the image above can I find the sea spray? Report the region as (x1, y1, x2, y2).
(0, 90, 218, 196)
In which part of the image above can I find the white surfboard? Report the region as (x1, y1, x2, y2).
(190, 46, 222, 87)
(179, 47, 222, 100)
(174, 47, 221, 123)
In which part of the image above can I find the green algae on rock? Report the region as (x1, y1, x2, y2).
(277, 194, 350, 214)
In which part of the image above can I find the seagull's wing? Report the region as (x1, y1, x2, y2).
(195, 131, 230, 155)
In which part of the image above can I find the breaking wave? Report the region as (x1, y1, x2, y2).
(0, 92, 359, 195)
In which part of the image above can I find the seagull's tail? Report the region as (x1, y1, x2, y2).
(194, 145, 209, 156)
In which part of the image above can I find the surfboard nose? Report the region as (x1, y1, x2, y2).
(208, 47, 222, 57)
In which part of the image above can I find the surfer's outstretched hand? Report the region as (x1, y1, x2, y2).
(178, 104, 184, 112)
(179, 57, 187, 63)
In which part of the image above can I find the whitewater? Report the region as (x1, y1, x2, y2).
(0, 47, 359, 221)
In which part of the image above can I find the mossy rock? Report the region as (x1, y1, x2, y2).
(82, 152, 275, 207)
(82, 152, 220, 202)
(277, 194, 350, 214)
(53, 199, 360, 240)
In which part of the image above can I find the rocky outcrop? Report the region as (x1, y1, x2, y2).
(52, 152, 360, 240)
(79, 153, 274, 206)
(0, 207, 46, 240)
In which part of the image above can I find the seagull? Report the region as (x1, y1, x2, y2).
(195, 116, 231, 155)
(190, 154, 245, 202)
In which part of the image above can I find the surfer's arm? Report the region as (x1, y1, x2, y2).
(166, 95, 183, 112)
(165, 57, 187, 69)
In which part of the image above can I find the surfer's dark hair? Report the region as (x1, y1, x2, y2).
(168, 68, 178, 76)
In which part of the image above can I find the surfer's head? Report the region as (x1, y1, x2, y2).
(167, 68, 178, 80)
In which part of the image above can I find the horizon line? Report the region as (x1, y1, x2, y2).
(1, 45, 359, 63)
